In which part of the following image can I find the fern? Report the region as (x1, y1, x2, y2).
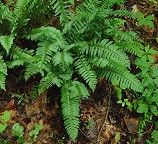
(38, 72, 63, 94)
(61, 80, 89, 141)
(75, 56, 97, 91)
(96, 61, 143, 92)
(0, 0, 147, 141)
(51, 0, 72, 25)
(77, 39, 130, 67)
(0, 56, 7, 90)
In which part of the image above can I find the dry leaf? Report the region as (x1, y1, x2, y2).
(124, 117, 139, 133)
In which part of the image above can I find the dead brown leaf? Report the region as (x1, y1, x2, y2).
(124, 117, 139, 134)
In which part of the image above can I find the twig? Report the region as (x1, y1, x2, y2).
(79, 128, 94, 143)
(96, 82, 112, 143)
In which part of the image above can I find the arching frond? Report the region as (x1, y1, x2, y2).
(96, 61, 143, 92)
(61, 80, 89, 141)
(75, 56, 97, 91)
(77, 39, 130, 68)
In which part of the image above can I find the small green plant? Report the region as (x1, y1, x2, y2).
(12, 123, 24, 143)
(146, 130, 158, 144)
(28, 85, 39, 99)
(0, 110, 11, 133)
(134, 45, 158, 133)
(84, 118, 95, 130)
(29, 124, 42, 141)
(149, 0, 157, 4)
(136, 12, 154, 28)
(116, 88, 132, 109)
(11, 93, 28, 105)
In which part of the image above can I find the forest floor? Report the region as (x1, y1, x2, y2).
(0, 0, 158, 144)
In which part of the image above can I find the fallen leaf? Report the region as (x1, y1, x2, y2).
(1, 99, 15, 112)
(124, 117, 139, 133)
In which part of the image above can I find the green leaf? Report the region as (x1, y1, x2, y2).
(153, 92, 158, 105)
(69, 0, 74, 5)
(153, 79, 158, 86)
(146, 21, 154, 29)
(117, 99, 123, 104)
(12, 123, 24, 137)
(0, 123, 7, 133)
(137, 103, 148, 113)
(18, 136, 24, 143)
(116, 88, 122, 99)
(0, 110, 11, 122)
(148, 55, 154, 62)
(138, 19, 146, 26)
(136, 12, 144, 19)
(0, 35, 14, 54)
(115, 132, 120, 143)
(150, 105, 158, 116)
(149, 49, 157, 54)
(146, 15, 154, 21)
(0, 56, 7, 75)
(153, 68, 158, 77)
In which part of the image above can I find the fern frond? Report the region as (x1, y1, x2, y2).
(35, 42, 54, 71)
(25, 64, 41, 80)
(69, 80, 90, 99)
(0, 56, 7, 75)
(7, 47, 34, 68)
(0, 73, 6, 90)
(96, 61, 143, 92)
(77, 39, 130, 68)
(116, 41, 144, 57)
(38, 72, 63, 94)
(27, 26, 63, 42)
(61, 80, 89, 141)
(51, 0, 71, 25)
(0, 56, 7, 90)
(102, 0, 124, 8)
(75, 56, 97, 91)
(52, 51, 73, 71)
(112, 10, 136, 18)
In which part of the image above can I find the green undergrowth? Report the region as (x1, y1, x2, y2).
(0, 0, 157, 142)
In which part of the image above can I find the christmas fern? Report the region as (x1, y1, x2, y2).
(61, 80, 89, 141)
(0, 0, 147, 141)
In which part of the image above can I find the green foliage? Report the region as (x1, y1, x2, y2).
(116, 88, 132, 109)
(146, 130, 158, 144)
(0, 0, 148, 141)
(0, 110, 11, 133)
(61, 80, 89, 141)
(136, 12, 154, 28)
(0, 56, 7, 90)
(11, 93, 28, 105)
(135, 47, 158, 116)
(29, 124, 43, 141)
(132, 45, 158, 134)
(12, 123, 24, 144)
